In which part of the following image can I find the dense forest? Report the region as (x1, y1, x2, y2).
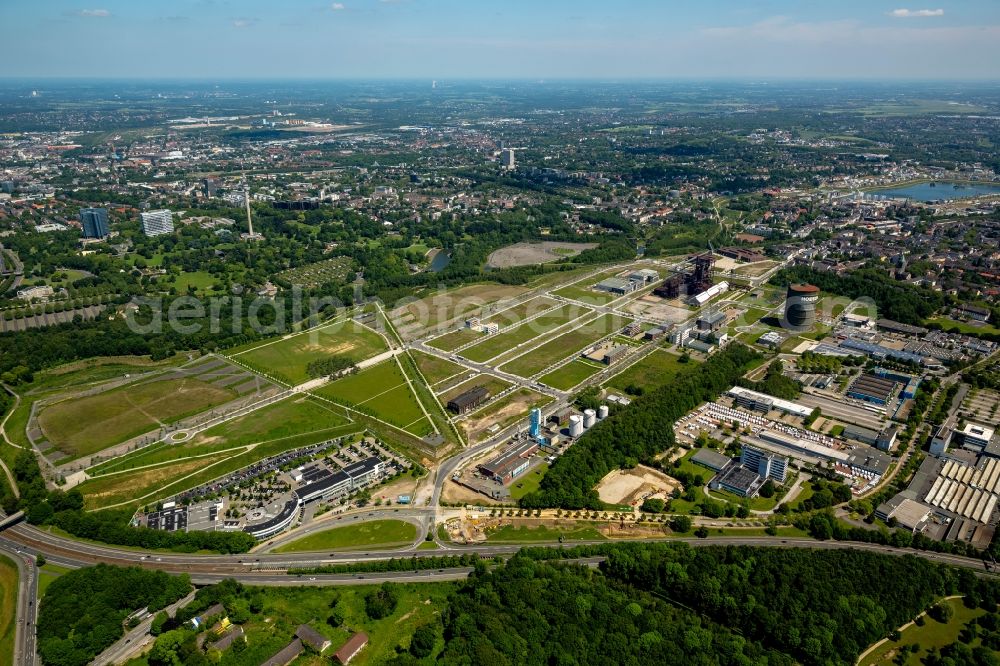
(37, 564, 191, 666)
(771, 265, 943, 325)
(432, 544, 999, 666)
(36, 544, 1000, 666)
(520, 344, 761, 509)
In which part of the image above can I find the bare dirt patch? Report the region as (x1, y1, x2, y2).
(487, 242, 598, 269)
(596, 464, 683, 506)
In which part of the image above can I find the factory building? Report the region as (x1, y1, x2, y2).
(846, 373, 899, 406)
(688, 281, 729, 307)
(691, 448, 732, 472)
(478, 440, 539, 484)
(782, 283, 819, 331)
(728, 386, 813, 418)
(595, 277, 638, 296)
(447, 385, 491, 414)
(696, 311, 727, 332)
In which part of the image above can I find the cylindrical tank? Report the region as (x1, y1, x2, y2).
(569, 415, 584, 438)
(583, 409, 597, 429)
(783, 283, 819, 331)
(598, 405, 609, 420)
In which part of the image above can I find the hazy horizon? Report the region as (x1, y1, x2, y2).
(6, 0, 999, 80)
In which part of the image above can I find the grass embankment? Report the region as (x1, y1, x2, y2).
(274, 520, 418, 553)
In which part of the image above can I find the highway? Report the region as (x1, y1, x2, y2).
(0, 540, 37, 665)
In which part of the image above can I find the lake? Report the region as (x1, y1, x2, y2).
(428, 249, 451, 272)
(871, 181, 1000, 202)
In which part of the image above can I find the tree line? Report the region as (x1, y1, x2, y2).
(520, 343, 761, 509)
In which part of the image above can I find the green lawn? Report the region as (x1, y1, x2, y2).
(230, 317, 388, 385)
(88, 395, 351, 475)
(483, 297, 560, 326)
(274, 520, 418, 552)
(926, 316, 1000, 337)
(37, 563, 73, 598)
(313, 361, 433, 436)
(126, 581, 455, 666)
(500, 313, 629, 377)
(606, 348, 697, 394)
(859, 597, 989, 666)
(170, 270, 219, 294)
(0, 553, 17, 666)
(411, 350, 466, 385)
(540, 360, 604, 391)
(510, 463, 548, 500)
(36, 375, 238, 460)
(485, 523, 606, 543)
(427, 328, 481, 352)
(461, 304, 589, 363)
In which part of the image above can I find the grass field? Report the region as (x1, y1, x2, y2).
(172, 270, 219, 294)
(510, 463, 548, 501)
(37, 563, 72, 598)
(36, 376, 238, 460)
(391, 283, 528, 336)
(485, 523, 606, 542)
(0, 553, 17, 666)
(230, 317, 388, 385)
(859, 597, 988, 666)
(411, 350, 466, 385)
(926, 316, 1000, 337)
(606, 348, 698, 393)
(553, 267, 633, 304)
(125, 581, 455, 666)
(1, 356, 191, 455)
(88, 395, 351, 475)
(426, 328, 481, 352)
(461, 304, 590, 363)
(484, 296, 560, 326)
(313, 361, 433, 436)
(539, 360, 604, 391)
(78, 450, 242, 509)
(500, 313, 630, 377)
(274, 520, 418, 552)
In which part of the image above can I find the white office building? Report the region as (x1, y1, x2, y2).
(141, 209, 174, 237)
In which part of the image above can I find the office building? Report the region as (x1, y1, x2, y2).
(500, 148, 516, 170)
(78, 207, 110, 238)
(741, 445, 788, 483)
(141, 209, 174, 237)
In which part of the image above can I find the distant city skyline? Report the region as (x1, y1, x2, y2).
(5, 0, 1000, 80)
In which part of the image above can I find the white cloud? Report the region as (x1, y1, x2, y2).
(331, 2, 346, 9)
(888, 8, 945, 18)
(77, 8, 110, 18)
(232, 18, 256, 28)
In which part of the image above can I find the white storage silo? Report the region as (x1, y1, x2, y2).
(598, 405, 609, 420)
(569, 415, 584, 437)
(583, 409, 597, 429)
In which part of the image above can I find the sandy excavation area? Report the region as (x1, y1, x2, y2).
(596, 464, 683, 506)
(487, 241, 598, 268)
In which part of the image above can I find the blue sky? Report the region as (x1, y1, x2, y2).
(5, 0, 999, 79)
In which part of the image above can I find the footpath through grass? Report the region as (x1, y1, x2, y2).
(274, 519, 418, 552)
(859, 597, 991, 666)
